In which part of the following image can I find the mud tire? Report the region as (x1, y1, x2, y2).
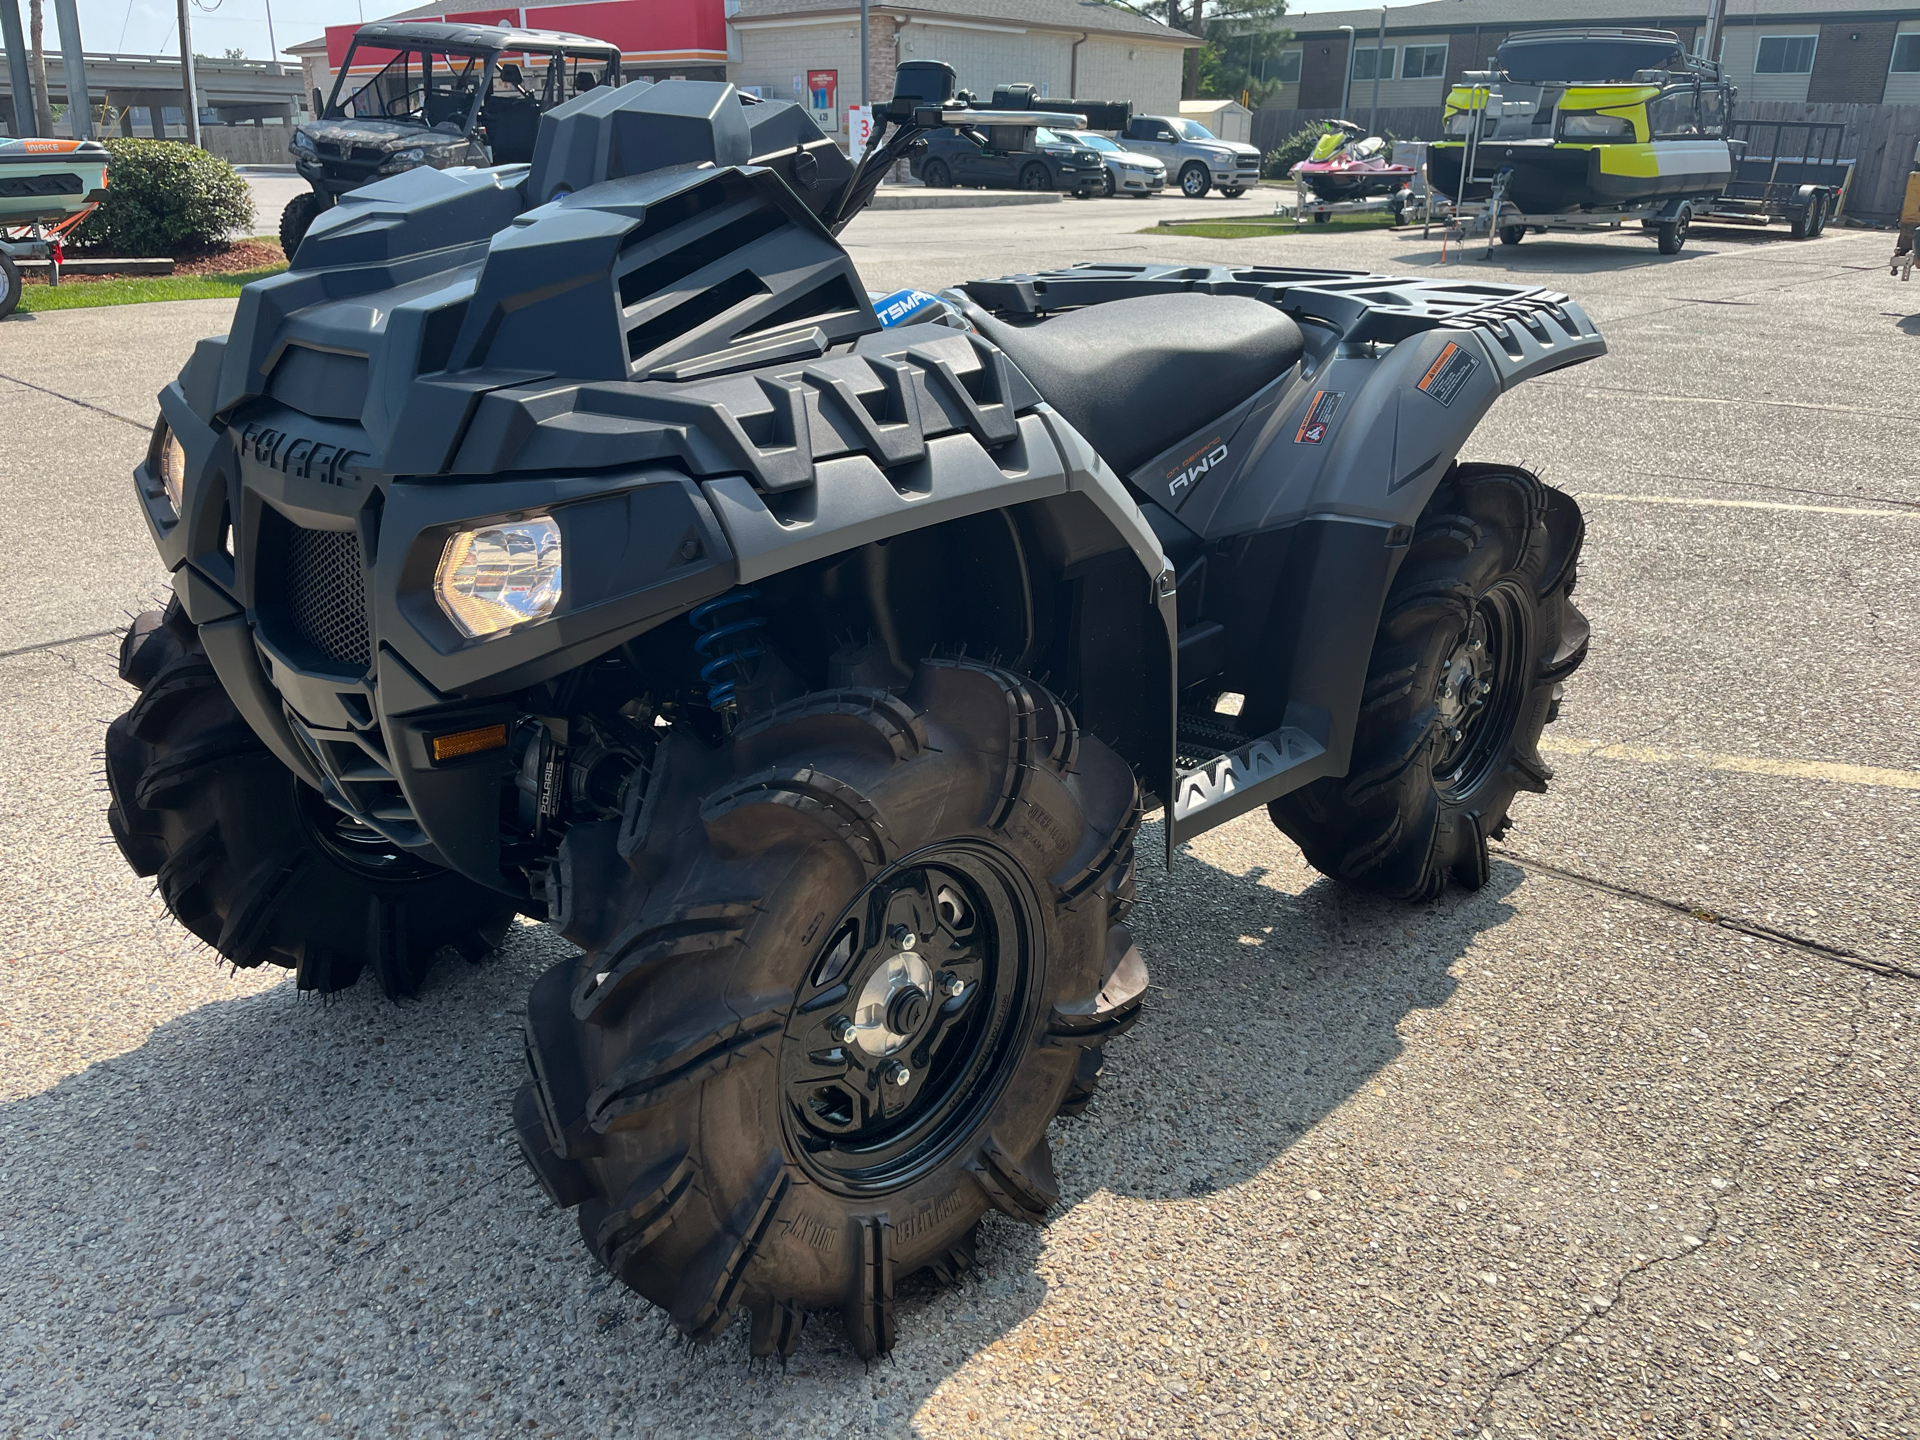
(1269, 465, 1588, 901)
(515, 661, 1142, 1358)
(279, 190, 323, 261)
(104, 599, 516, 995)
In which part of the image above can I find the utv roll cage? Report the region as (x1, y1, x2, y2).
(319, 20, 623, 126)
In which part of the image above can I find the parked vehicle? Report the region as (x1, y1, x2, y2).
(280, 19, 622, 258)
(0, 137, 108, 320)
(1290, 120, 1417, 219)
(1044, 127, 1165, 196)
(913, 115, 1103, 195)
(1698, 119, 1850, 238)
(1120, 114, 1261, 198)
(1430, 29, 1735, 254)
(109, 60, 1599, 1363)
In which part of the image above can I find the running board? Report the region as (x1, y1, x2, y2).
(1166, 724, 1330, 852)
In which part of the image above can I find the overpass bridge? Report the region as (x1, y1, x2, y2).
(0, 49, 306, 137)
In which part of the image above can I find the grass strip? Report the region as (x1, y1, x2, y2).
(20, 265, 288, 312)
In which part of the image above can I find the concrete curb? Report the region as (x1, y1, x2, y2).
(19, 257, 175, 276)
(867, 190, 1061, 209)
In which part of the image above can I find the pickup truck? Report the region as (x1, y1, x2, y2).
(1120, 115, 1262, 198)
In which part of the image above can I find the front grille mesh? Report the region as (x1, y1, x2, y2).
(285, 526, 370, 668)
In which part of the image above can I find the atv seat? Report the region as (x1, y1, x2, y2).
(969, 294, 1305, 476)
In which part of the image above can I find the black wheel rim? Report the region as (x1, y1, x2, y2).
(779, 844, 1037, 1195)
(1432, 579, 1532, 800)
(1021, 167, 1046, 191)
(925, 162, 946, 187)
(296, 781, 439, 883)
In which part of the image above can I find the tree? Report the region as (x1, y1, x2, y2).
(27, 0, 54, 135)
(1101, 0, 1290, 100)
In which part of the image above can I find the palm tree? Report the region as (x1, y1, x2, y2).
(27, 0, 56, 135)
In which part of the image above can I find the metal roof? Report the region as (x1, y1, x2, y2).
(344, 19, 623, 52)
(730, 0, 1201, 46)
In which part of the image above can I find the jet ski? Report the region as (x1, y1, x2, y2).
(1291, 121, 1417, 204)
(0, 138, 109, 225)
(1427, 29, 1735, 215)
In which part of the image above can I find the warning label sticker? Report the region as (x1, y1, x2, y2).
(1416, 341, 1478, 407)
(1293, 389, 1344, 444)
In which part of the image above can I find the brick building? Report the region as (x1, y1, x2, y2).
(1265, 0, 1920, 111)
(725, 0, 1199, 136)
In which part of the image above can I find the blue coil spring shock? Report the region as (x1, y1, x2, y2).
(689, 589, 766, 711)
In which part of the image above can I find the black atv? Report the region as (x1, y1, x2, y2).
(280, 19, 621, 259)
(110, 61, 1597, 1360)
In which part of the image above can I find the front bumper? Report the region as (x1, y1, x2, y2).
(141, 383, 737, 891)
(1208, 156, 1261, 188)
(1115, 169, 1165, 194)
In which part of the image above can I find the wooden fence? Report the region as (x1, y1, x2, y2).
(1249, 97, 1920, 220)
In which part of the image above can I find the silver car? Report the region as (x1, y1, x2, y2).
(1043, 128, 1166, 197)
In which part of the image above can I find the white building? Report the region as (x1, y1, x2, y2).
(726, 0, 1200, 135)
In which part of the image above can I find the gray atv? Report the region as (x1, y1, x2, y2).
(108, 60, 1598, 1359)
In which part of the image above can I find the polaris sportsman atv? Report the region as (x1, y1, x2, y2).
(108, 59, 1598, 1360)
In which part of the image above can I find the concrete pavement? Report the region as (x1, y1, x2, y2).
(0, 203, 1914, 1438)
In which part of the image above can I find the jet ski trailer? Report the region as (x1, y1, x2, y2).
(0, 137, 110, 319)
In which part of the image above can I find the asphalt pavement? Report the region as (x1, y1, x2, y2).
(0, 198, 1915, 1439)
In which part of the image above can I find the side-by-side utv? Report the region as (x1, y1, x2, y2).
(109, 60, 1598, 1360)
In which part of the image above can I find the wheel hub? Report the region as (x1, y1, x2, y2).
(1432, 584, 1531, 796)
(778, 853, 1029, 1194)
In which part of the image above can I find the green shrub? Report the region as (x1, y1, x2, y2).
(71, 138, 254, 256)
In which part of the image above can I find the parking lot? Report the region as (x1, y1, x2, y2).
(1, 198, 1916, 1438)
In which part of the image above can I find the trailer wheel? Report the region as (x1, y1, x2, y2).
(279, 191, 324, 260)
(105, 598, 517, 995)
(514, 663, 1144, 1359)
(1312, 209, 1331, 224)
(1269, 465, 1589, 902)
(1656, 208, 1690, 254)
(0, 250, 20, 322)
(1499, 224, 1525, 246)
(1810, 193, 1830, 236)
(1789, 200, 1814, 239)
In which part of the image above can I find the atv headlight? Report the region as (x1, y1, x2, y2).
(1560, 113, 1635, 140)
(291, 130, 317, 154)
(157, 424, 187, 515)
(435, 517, 563, 638)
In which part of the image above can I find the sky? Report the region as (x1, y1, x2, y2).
(39, 0, 1425, 65)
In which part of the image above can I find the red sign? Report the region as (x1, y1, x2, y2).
(324, 0, 725, 70)
(807, 69, 837, 113)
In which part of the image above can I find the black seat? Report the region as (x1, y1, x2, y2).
(970, 294, 1305, 476)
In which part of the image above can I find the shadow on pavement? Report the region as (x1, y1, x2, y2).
(0, 831, 1517, 1431)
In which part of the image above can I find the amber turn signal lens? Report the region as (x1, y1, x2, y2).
(431, 723, 508, 762)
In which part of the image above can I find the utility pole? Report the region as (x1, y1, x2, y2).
(0, 0, 39, 137)
(1337, 24, 1353, 122)
(176, 0, 200, 144)
(264, 0, 279, 72)
(858, 0, 868, 105)
(1367, 5, 1384, 138)
(1701, 0, 1727, 64)
(51, 0, 89, 137)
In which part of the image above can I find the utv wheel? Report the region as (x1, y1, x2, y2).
(1219, 185, 1246, 198)
(1179, 163, 1211, 199)
(0, 250, 20, 322)
(1656, 209, 1690, 254)
(105, 599, 517, 995)
(515, 662, 1143, 1358)
(279, 191, 324, 260)
(921, 159, 951, 189)
(1270, 466, 1589, 901)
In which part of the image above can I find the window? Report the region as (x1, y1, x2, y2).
(1401, 44, 1448, 79)
(1271, 49, 1302, 84)
(1892, 33, 1920, 72)
(1754, 35, 1817, 74)
(1351, 46, 1396, 83)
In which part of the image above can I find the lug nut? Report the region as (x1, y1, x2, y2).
(1466, 637, 1484, 652)
(937, 971, 966, 998)
(1477, 680, 1493, 696)
(891, 924, 917, 952)
(1448, 727, 1463, 741)
(884, 1061, 912, 1087)
(828, 1016, 855, 1045)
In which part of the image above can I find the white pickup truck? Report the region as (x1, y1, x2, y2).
(1118, 115, 1262, 198)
